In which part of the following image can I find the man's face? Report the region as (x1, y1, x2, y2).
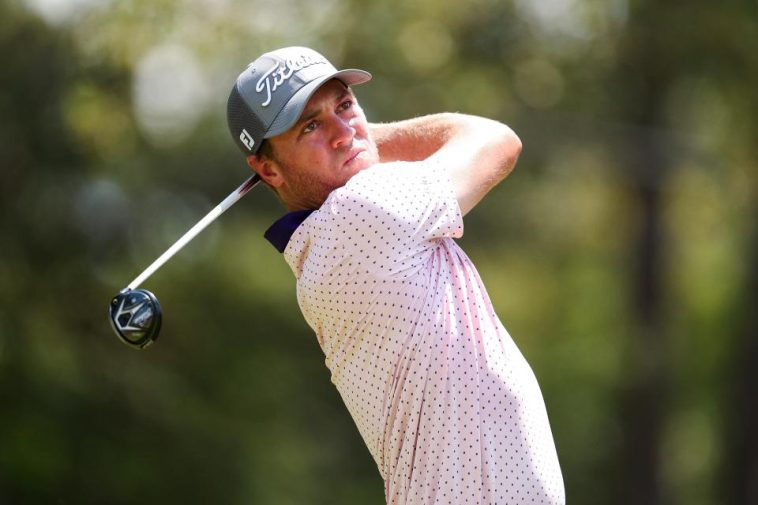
(258, 79, 379, 210)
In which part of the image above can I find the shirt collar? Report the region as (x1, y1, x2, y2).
(264, 209, 314, 253)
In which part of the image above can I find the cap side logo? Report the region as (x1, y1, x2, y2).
(255, 53, 329, 107)
(240, 129, 255, 151)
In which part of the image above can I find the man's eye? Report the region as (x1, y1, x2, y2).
(303, 121, 317, 133)
(339, 100, 353, 111)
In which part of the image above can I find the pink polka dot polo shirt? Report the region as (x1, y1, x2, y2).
(265, 161, 565, 505)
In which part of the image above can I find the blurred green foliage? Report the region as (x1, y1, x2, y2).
(1, 0, 756, 503)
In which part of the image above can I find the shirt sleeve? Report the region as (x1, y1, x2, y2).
(324, 160, 464, 274)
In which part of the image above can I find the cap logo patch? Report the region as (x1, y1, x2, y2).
(240, 129, 255, 151)
(255, 53, 329, 107)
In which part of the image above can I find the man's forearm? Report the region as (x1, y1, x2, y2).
(370, 113, 466, 163)
(372, 112, 521, 216)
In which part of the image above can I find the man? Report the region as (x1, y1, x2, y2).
(227, 46, 565, 505)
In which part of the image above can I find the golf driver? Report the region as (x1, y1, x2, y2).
(109, 174, 262, 349)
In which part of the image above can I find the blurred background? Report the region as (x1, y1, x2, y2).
(1, 0, 756, 503)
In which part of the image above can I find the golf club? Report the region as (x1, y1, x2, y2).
(109, 174, 262, 349)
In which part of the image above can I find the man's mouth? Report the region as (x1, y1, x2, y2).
(344, 148, 365, 167)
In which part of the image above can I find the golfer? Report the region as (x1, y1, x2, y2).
(227, 46, 565, 505)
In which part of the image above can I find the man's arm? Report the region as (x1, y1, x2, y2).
(370, 113, 522, 216)
(371, 114, 458, 162)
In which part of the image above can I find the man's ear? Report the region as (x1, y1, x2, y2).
(247, 155, 284, 188)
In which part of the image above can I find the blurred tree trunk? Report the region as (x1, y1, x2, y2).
(612, 2, 673, 504)
(616, 131, 669, 505)
(622, 143, 669, 505)
(721, 5, 758, 503)
(726, 180, 758, 505)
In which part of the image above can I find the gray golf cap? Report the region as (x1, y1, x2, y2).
(227, 46, 371, 155)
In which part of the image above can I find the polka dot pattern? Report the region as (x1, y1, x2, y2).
(283, 162, 565, 504)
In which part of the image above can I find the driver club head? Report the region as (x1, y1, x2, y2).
(109, 288, 162, 349)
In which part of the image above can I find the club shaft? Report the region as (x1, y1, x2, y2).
(127, 174, 261, 290)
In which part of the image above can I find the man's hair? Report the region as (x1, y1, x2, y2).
(255, 140, 276, 162)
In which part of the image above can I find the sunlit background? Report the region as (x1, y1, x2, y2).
(1, 0, 756, 503)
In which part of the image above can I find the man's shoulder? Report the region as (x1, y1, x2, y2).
(352, 161, 412, 182)
(341, 160, 435, 193)
(324, 158, 450, 212)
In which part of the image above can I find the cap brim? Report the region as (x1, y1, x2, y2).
(265, 69, 371, 139)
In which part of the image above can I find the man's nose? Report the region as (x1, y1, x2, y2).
(330, 116, 355, 149)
